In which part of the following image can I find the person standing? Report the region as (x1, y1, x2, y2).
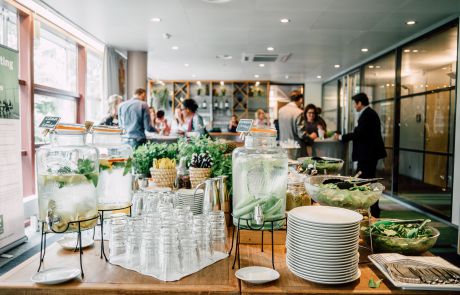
(254, 109, 270, 128)
(335, 93, 386, 217)
(278, 90, 313, 157)
(118, 88, 157, 148)
(100, 94, 122, 126)
(179, 98, 206, 136)
(228, 115, 239, 132)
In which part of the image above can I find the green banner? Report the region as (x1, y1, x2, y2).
(0, 44, 19, 119)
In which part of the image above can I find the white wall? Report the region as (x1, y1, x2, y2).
(304, 82, 322, 106)
(452, 19, 460, 227)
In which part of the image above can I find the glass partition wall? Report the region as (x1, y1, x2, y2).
(322, 21, 458, 222)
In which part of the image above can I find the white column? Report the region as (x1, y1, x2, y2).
(127, 51, 147, 97)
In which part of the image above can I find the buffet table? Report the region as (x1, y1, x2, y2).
(0, 237, 455, 295)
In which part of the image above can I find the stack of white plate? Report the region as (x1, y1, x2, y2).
(176, 189, 204, 215)
(286, 206, 363, 284)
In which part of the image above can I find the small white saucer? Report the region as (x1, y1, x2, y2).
(31, 267, 81, 285)
(235, 266, 280, 284)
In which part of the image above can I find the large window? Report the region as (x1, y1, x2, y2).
(34, 23, 77, 92)
(322, 80, 339, 132)
(0, 6, 18, 50)
(86, 51, 103, 123)
(33, 22, 78, 144)
(396, 24, 457, 220)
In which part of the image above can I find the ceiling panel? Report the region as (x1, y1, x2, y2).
(42, 0, 460, 82)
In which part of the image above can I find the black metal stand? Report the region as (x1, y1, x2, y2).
(230, 214, 286, 270)
(97, 204, 132, 261)
(38, 214, 99, 278)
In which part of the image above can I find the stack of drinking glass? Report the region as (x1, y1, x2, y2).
(108, 191, 229, 281)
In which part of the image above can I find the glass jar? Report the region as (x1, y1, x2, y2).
(36, 123, 99, 232)
(286, 179, 311, 211)
(91, 126, 133, 210)
(232, 129, 288, 229)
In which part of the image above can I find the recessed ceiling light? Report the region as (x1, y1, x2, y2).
(220, 81, 224, 86)
(368, 65, 374, 69)
(334, 64, 340, 68)
(150, 17, 161, 22)
(255, 81, 260, 86)
(184, 63, 189, 67)
(216, 54, 232, 60)
(316, 75, 322, 79)
(280, 18, 291, 23)
(285, 75, 289, 79)
(193, 74, 197, 78)
(361, 48, 368, 52)
(375, 66, 381, 69)
(412, 49, 418, 53)
(171, 46, 179, 50)
(442, 67, 448, 70)
(404, 49, 410, 53)
(259, 63, 265, 67)
(202, 0, 232, 3)
(254, 74, 260, 78)
(267, 46, 274, 51)
(406, 20, 417, 25)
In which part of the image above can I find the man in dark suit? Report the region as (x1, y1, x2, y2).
(336, 93, 386, 217)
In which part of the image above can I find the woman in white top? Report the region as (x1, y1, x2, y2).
(253, 109, 270, 128)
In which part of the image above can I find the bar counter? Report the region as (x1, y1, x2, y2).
(0, 235, 455, 295)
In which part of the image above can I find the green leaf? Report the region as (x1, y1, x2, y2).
(368, 277, 382, 288)
(84, 173, 98, 187)
(123, 158, 132, 176)
(58, 181, 65, 189)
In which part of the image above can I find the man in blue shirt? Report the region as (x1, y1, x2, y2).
(118, 88, 157, 149)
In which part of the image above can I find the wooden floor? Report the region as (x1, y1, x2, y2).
(0, 235, 456, 295)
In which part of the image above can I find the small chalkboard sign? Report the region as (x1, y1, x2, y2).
(236, 119, 253, 133)
(39, 116, 61, 129)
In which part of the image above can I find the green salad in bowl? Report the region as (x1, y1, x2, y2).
(304, 175, 384, 210)
(298, 156, 344, 175)
(361, 219, 439, 255)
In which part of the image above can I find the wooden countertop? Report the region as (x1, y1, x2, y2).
(0, 235, 454, 295)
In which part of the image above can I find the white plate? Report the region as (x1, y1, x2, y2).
(235, 266, 280, 284)
(288, 215, 361, 229)
(286, 240, 359, 253)
(287, 260, 359, 279)
(287, 227, 359, 239)
(286, 250, 358, 262)
(288, 263, 361, 285)
(286, 253, 359, 268)
(288, 206, 363, 225)
(287, 233, 359, 244)
(57, 236, 94, 250)
(31, 267, 81, 285)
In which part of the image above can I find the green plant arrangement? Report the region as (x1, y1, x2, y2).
(152, 87, 169, 109)
(133, 142, 178, 176)
(221, 87, 227, 96)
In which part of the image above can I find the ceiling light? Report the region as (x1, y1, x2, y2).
(361, 48, 368, 52)
(254, 74, 259, 78)
(255, 81, 260, 86)
(280, 18, 291, 23)
(202, 0, 232, 3)
(197, 81, 201, 85)
(285, 75, 289, 79)
(184, 63, 189, 67)
(192, 74, 197, 78)
(220, 81, 224, 86)
(316, 75, 322, 79)
(216, 54, 232, 60)
(375, 66, 381, 69)
(368, 65, 374, 69)
(150, 17, 161, 22)
(259, 63, 265, 67)
(442, 67, 448, 70)
(267, 46, 274, 51)
(171, 46, 179, 50)
(412, 49, 418, 53)
(406, 20, 417, 25)
(334, 64, 340, 68)
(404, 49, 410, 53)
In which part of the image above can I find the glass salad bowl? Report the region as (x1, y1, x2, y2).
(304, 175, 384, 210)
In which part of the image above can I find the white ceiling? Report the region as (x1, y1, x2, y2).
(42, 0, 460, 83)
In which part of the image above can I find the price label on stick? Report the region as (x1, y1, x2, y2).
(39, 116, 61, 129)
(236, 119, 253, 133)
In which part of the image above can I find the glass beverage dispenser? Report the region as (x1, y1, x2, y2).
(91, 126, 133, 210)
(36, 123, 99, 232)
(232, 128, 288, 229)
